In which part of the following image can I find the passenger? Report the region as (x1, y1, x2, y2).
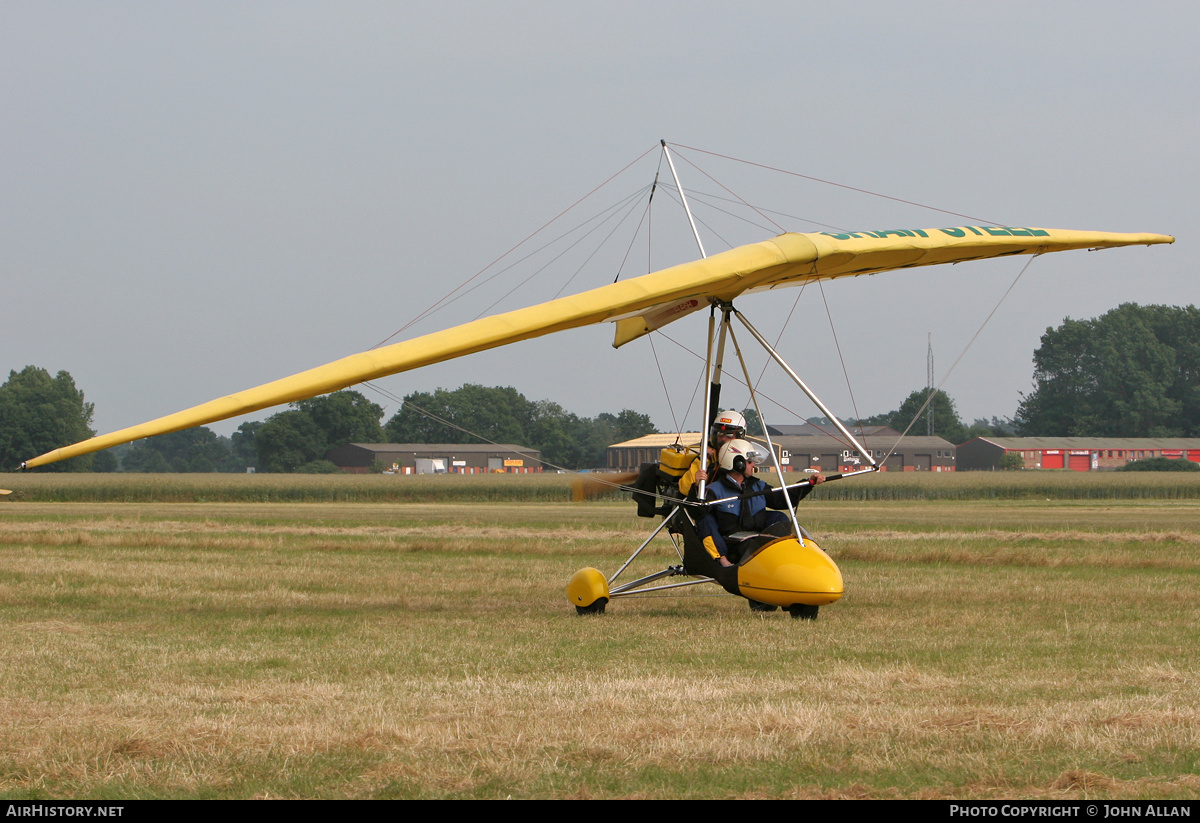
(698, 439, 824, 611)
(679, 410, 747, 498)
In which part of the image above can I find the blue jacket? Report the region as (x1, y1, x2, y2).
(706, 474, 812, 534)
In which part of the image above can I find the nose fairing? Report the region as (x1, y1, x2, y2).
(737, 537, 843, 608)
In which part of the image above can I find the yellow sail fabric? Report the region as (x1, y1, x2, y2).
(23, 226, 1173, 469)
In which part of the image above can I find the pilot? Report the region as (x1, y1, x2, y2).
(698, 439, 824, 611)
(679, 410, 747, 498)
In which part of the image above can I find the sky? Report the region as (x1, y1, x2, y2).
(3, 1, 1193, 447)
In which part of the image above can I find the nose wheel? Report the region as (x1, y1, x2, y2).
(788, 604, 819, 620)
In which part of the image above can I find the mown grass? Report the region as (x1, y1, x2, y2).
(4, 472, 579, 503)
(0, 495, 1197, 798)
(7, 469, 1200, 503)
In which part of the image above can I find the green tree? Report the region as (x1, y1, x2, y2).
(0, 367, 96, 472)
(741, 408, 765, 437)
(963, 416, 1018, 440)
(293, 391, 384, 446)
(122, 427, 233, 472)
(856, 411, 895, 428)
(254, 390, 384, 472)
(601, 409, 657, 443)
(580, 410, 658, 469)
(526, 399, 580, 468)
(121, 446, 170, 472)
(1017, 304, 1200, 436)
(381, 385, 658, 470)
(999, 452, 1025, 470)
(295, 459, 343, 474)
(870, 389, 968, 443)
(1117, 456, 1200, 472)
(255, 410, 326, 473)
(91, 449, 120, 473)
(384, 385, 531, 445)
(229, 421, 262, 472)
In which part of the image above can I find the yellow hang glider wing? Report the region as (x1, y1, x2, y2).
(22, 226, 1172, 469)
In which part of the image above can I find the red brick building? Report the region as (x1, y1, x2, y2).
(957, 437, 1200, 471)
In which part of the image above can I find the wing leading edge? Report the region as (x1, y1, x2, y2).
(611, 226, 1174, 344)
(22, 227, 1172, 469)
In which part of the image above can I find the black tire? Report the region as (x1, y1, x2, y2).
(575, 597, 608, 615)
(788, 604, 819, 620)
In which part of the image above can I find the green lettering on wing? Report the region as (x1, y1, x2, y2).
(823, 226, 1049, 241)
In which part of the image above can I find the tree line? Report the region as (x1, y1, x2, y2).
(852, 304, 1199, 442)
(240, 385, 657, 472)
(1015, 303, 1199, 437)
(1, 378, 658, 472)
(4, 303, 1196, 472)
(855, 389, 1016, 444)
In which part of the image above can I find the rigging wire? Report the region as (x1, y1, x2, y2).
(372, 140, 1000, 355)
(471, 185, 649, 318)
(818, 280, 869, 450)
(656, 182, 785, 236)
(371, 183, 653, 339)
(880, 254, 1041, 464)
(547, 186, 650, 302)
(727, 321, 801, 532)
(369, 144, 659, 351)
(645, 175, 654, 277)
(655, 185, 737, 253)
(752, 285, 807, 406)
(645, 151, 665, 278)
(671, 150, 787, 234)
(676, 332, 709, 439)
(647, 333, 681, 436)
(669, 142, 999, 225)
(661, 185, 850, 234)
(611, 173, 659, 284)
(665, 145, 1021, 461)
(734, 279, 865, 448)
(359, 141, 1029, 477)
(661, 150, 853, 431)
(652, 326, 862, 454)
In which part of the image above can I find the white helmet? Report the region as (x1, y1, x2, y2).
(718, 439, 766, 473)
(711, 410, 747, 440)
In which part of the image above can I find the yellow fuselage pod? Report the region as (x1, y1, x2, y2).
(737, 536, 843, 608)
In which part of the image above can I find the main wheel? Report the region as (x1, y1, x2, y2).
(575, 597, 608, 615)
(788, 604, 819, 620)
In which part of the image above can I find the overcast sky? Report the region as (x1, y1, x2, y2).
(3, 1, 1192, 445)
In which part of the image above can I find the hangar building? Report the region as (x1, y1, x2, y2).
(606, 432, 955, 473)
(326, 443, 542, 474)
(771, 434, 956, 473)
(957, 437, 1200, 471)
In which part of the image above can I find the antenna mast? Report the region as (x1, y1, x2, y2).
(926, 333, 935, 436)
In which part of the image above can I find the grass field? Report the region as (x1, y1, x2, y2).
(9, 469, 1200, 502)
(1, 478, 1198, 798)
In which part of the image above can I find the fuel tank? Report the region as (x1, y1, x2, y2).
(736, 536, 843, 608)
